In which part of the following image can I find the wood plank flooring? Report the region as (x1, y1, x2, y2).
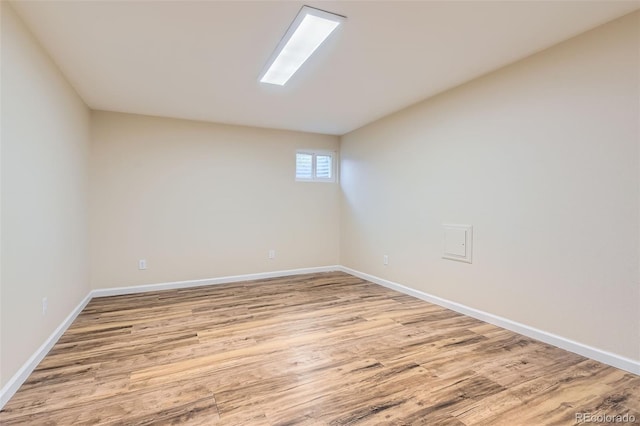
(1, 271, 639, 425)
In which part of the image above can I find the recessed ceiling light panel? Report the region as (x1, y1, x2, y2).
(259, 6, 345, 86)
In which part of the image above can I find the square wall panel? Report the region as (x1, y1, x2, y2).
(442, 224, 473, 263)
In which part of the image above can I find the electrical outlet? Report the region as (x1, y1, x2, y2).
(42, 297, 48, 315)
(383, 255, 389, 266)
(268, 249, 276, 259)
(138, 259, 147, 270)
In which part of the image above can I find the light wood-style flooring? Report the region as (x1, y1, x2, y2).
(1, 272, 639, 425)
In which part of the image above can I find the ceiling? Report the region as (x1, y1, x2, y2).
(10, 1, 640, 135)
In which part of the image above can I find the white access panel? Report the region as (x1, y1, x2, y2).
(442, 224, 473, 263)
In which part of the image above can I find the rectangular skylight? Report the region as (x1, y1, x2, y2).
(259, 6, 345, 86)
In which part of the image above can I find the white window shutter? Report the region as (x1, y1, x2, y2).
(315, 155, 332, 179)
(296, 153, 313, 179)
(295, 150, 335, 182)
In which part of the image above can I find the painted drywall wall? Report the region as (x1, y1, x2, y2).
(340, 11, 640, 361)
(89, 111, 340, 289)
(1, 3, 91, 388)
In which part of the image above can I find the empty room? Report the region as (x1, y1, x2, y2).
(1, 0, 639, 424)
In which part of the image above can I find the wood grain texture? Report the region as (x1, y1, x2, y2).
(2, 272, 639, 425)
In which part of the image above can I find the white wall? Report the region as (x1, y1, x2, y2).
(1, 2, 91, 388)
(340, 12, 640, 361)
(89, 111, 340, 289)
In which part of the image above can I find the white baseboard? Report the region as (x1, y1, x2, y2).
(0, 265, 341, 409)
(91, 265, 342, 298)
(0, 292, 92, 409)
(339, 266, 640, 376)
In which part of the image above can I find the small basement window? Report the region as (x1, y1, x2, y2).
(296, 150, 336, 182)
